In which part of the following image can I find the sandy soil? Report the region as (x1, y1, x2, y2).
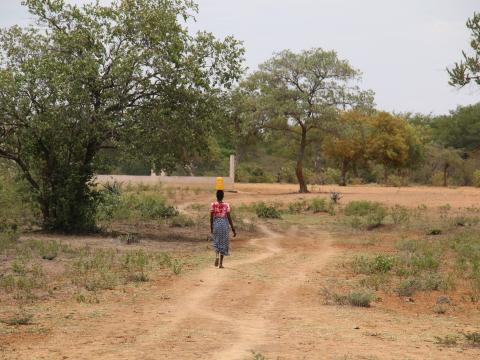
(2, 185, 480, 359)
(233, 183, 480, 208)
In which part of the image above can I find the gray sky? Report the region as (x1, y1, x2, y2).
(1, 0, 478, 114)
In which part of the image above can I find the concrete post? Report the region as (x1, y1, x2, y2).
(229, 154, 235, 181)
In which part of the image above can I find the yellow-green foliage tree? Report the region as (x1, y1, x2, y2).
(323, 110, 368, 186)
(367, 112, 421, 183)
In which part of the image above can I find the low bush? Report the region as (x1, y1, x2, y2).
(390, 205, 410, 225)
(136, 197, 178, 219)
(97, 191, 178, 222)
(472, 170, 480, 188)
(322, 168, 341, 185)
(322, 287, 375, 307)
(352, 255, 395, 274)
(254, 202, 282, 219)
(386, 175, 409, 187)
(0, 231, 19, 253)
(359, 273, 390, 291)
(396, 277, 422, 297)
(287, 199, 308, 214)
(344, 201, 379, 216)
(347, 291, 376, 307)
(308, 197, 328, 213)
(344, 201, 388, 229)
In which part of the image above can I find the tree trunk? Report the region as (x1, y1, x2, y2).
(443, 164, 449, 187)
(384, 166, 389, 184)
(352, 161, 359, 178)
(339, 161, 348, 186)
(295, 127, 309, 193)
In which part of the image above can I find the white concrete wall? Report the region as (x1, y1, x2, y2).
(95, 155, 235, 189)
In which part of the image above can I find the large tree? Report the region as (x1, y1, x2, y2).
(0, 0, 244, 232)
(366, 112, 421, 183)
(239, 48, 374, 193)
(322, 110, 368, 186)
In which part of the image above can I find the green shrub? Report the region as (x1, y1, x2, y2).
(347, 291, 376, 307)
(386, 175, 408, 187)
(308, 197, 328, 213)
(323, 168, 340, 185)
(322, 287, 375, 307)
(390, 205, 410, 225)
(136, 197, 178, 219)
(345, 201, 387, 229)
(344, 200, 382, 217)
(349, 177, 363, 185)
(396, 278, 421, 296)
(431, 171, 446, 186)
(352, 255, 395, 274)
(287, 199, 308, 214)
(473, 170, 480, 188)
(0, 231, 18, 253)
(122, 250, 150, 282)
(359, 273, 390, 291)
(171, 259, 183, 275)
(236, 165, 275, 183)
(254, 202, 282, 219)
(366, 205, 387, 229)
(422, 272, 449, 291)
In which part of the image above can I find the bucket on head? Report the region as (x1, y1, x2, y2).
(215, 177, 224, 191)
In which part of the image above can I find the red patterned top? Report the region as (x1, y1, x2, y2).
(210, 201, 230, 218)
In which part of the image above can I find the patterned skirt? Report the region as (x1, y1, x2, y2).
(212, 217, 230, 256)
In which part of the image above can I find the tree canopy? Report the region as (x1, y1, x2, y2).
(0, 0, 244, 231)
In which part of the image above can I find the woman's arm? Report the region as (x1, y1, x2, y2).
(227, 213, 236, 237)
(210, 212, 214, 233)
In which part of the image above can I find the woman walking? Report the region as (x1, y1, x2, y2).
(210, 190, 236, 268)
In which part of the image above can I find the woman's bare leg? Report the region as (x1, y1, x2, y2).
(214, 251, 219, 266)
(219, 254, 224, 268)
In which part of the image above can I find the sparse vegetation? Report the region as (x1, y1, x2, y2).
(254, 202, 282, 219)
(434, 334, 459, 346)
(344, 201, 387, 229)
(322, 288, 376, 308)
(170, 214, 195, 228)
(1, 312, 33, 326)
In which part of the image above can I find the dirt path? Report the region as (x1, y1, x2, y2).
(4, 225, 480, 359)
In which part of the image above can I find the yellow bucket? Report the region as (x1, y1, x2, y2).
(215, 177, 224, 190)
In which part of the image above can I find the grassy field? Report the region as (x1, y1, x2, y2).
(1, 182, 480, 358)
